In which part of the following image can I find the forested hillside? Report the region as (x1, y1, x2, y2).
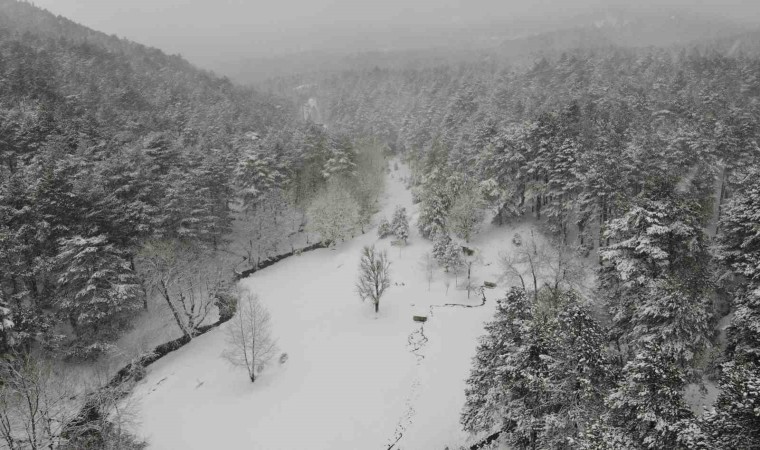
(283, 45, 760, 448)
(0, 0, 273, 360)
(0, 1, 394, 447)
(0, 0, 378, 365)
(2, 0, 760, 448)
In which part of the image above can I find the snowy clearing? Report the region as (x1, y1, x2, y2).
(128, 162, 549, 449)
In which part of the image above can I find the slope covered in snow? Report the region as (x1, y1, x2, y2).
(127, 162, 548, 449)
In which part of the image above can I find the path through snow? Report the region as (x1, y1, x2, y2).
(127, 160, 548, 449)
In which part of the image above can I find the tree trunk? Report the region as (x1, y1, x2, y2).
(374, 301, 379, 314)
(714, 163, 728, 236)
(160, 281, 191, 340)
(528, 255, 538, 302)
(467, 265, 472, 299)
(131, 256, 148, 310)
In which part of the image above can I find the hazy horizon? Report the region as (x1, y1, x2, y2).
(30, 0, 760, 72)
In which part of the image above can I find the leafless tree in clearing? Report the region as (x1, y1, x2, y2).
(462, 250, 482, 299)
(356, 245, 391, 314)
(223, 290, 277, 383)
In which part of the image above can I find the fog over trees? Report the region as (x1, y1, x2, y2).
(31, 0, 760, 79)
(0, 0, 760, 448)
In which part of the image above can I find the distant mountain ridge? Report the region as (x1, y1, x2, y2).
(496, 9, 750, 57)
(0, 0, 291, 141)
(227, 8, 755, 84)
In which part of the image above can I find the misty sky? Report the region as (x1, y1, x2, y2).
(31, 0, 760, 69)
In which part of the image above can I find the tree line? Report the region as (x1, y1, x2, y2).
(0, 1, 393, 447)
(0, 1, 385, 361)
(299, 44, 760, 448)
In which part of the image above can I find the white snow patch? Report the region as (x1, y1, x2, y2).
(128, 160, 549, 449)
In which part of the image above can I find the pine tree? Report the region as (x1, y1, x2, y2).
(142, 132, 178, 177)
(475, 124, 528, 224)
(323, 134, 357, 180)
(462, 289, 610, 447)
(602, 342, 695, 449)
(432, 231, 452, 263)
(709, 175, 760, 448)
(391, 205, 409, 243)
(54, 235, 142, 356)
(719, 172, 760, 285)
(235, 141, 285, 211)
(91, 150, 154, 255)
(442, 240, 463, 277)
(706, 359, 760, 449)
(600, 197, 713, 368)
(0, 297, 13, 352)
(462, 287, 533, 434)
(194, 149, 234, 248)
(417, 168, 463, 238)
(546, 294, 611, 443)
(627, 281, 713, 371)
(184, 151, 233, 249)
(153, 168, 192, 241)
(377, 217, 392, 238)
(544, 137, 581, 241)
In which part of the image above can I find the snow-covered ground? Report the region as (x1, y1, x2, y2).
(127, 161, 547, 449)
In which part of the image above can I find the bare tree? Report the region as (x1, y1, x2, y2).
(500, 232, 544, 302)
(500, 231, 584, 302)
(137, 240, 226, 339)
(543, 239, 586, 297)
(462, 249, 482, 299)
(501, 251, 534, 299)
(223, 290, 277, 383)
(0, 354, 144, 450)
(63, 365, 146, 450)
(420, 252, 435, 291)
(356, 245, 391, 314)
(0, 355, 74, 450)
(306, 181, 360, 246)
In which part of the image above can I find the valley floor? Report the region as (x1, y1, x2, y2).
(127, 162, 557, 449)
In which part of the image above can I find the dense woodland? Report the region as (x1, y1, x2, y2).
(282, 45, 760, 448)
(0, 1, 391, 447)
(0, 0, 759, 448)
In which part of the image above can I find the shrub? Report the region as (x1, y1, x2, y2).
(377, 217, 392, 238)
